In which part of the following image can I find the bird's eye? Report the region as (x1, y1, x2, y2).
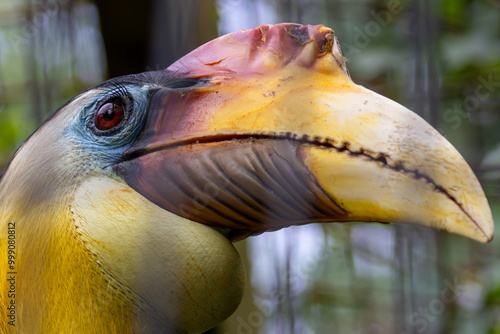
(95, 100, 125, 131)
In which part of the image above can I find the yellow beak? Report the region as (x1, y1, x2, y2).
(118, 24, 493, 243)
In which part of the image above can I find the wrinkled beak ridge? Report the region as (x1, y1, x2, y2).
(117, 23, 493, 243)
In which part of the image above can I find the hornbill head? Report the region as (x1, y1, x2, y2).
(0, 24, 493, 333)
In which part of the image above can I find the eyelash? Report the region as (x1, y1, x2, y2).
(107, 84, 130, 99)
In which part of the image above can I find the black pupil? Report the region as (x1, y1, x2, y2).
(103, 107, 116, 122)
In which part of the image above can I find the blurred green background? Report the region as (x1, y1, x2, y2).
(0, 0, 499, 333)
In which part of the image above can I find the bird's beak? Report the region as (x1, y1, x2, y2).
(115, 24, 494, 243)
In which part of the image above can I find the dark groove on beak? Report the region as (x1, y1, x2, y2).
(121, 131, 487, 240)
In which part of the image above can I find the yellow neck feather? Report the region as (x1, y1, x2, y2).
(0, 203, 137, 334)
(1, 176, 245, 333)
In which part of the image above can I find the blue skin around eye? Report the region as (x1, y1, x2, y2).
(64, 84, 151, 170)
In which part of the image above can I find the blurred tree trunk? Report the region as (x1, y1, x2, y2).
(395, 1, 441, 333)
(94, 0, 218, 77)
(148, 0, 219, 70)
(94, 0, 153, 77)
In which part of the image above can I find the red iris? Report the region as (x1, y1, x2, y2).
(95, 102, 125, 131)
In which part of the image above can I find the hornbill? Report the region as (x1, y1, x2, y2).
(0, 24, 494, 333)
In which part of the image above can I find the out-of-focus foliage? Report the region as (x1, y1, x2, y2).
(0, 1, 499, 333)
(0, 0, 106, 168)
